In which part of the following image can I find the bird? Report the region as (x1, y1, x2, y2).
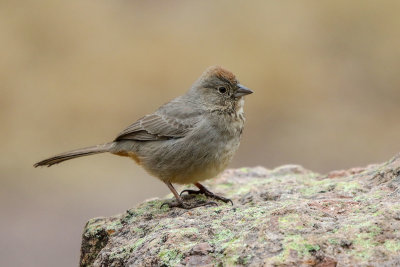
(34, 66, 253, 209)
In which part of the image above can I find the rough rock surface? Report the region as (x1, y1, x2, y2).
(80, 154, 400, 266)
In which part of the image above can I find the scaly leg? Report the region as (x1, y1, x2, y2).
(180, 182, 233, 205)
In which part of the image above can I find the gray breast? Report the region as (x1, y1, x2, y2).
(130, 112, 244, 184)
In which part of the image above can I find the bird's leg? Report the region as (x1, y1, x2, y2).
(161, 182, 217, 209)
(180, 182, 233, 205)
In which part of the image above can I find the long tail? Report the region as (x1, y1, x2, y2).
(34, 143, 114, 167)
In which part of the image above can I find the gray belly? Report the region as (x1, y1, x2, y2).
(112, 121, 242, 184)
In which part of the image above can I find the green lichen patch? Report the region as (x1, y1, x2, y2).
(158, 249, 183, 266)
(385, 240, 400, 252)
(271, 235, 320, 264)
(299, 178, 335, 197)
(351, 232, 380, 260)
(336, 181, 363, 194)
(278, 214, 304, 231)
(210, 229, 236, 246)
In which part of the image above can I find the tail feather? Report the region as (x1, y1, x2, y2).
(34, 143, 114, 167)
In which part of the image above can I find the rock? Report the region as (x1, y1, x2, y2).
(80, 154, 400, 266)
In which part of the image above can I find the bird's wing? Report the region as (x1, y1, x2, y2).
(115, 99, 202, 141)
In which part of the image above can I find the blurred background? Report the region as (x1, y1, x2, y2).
(1, 0, 400, 266)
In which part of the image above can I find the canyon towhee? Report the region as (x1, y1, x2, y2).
(34, 66, 253, 209)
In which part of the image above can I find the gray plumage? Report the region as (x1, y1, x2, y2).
(34, 66, 252, 208)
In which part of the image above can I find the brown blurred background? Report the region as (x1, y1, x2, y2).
(1, 0, 400, 266)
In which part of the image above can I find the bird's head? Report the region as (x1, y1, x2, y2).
(189, 66, 253, 109)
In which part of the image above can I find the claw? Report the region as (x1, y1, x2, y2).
(212, 195, 233, 205)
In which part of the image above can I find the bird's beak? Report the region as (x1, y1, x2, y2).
(234, 84, 253, 97)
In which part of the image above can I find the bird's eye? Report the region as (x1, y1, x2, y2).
(218, 86, 227, 94)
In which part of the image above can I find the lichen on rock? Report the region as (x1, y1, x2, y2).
(80, 154, 400, 266)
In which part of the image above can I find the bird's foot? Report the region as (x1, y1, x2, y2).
(180, 188, 233, 205)
(160, 200, 217, 210)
